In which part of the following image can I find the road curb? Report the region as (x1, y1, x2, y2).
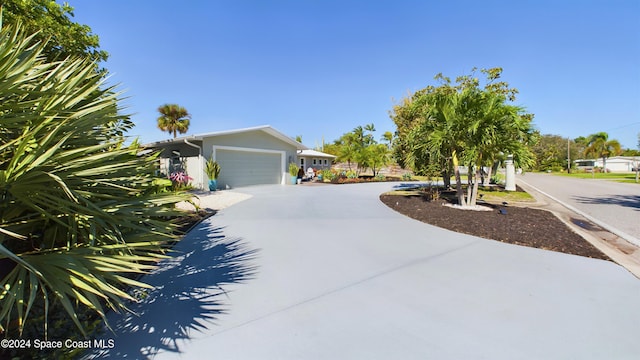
(517, 177, 640, 278)
(517, 177, 640, 247)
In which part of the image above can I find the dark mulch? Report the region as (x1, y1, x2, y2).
(174, 209, 217, 234)
(380, 192, 610, 261)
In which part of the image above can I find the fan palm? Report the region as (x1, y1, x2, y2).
(157, 104, 191, 138)
(0, 24, 189, 337)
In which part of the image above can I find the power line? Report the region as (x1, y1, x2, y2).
(605, 121, 640, 132)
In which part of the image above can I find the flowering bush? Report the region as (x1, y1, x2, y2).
(169, 171, 193, 189)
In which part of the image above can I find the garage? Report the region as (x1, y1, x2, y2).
(214, 147, 284, 188)
(148, 126, 305, 190)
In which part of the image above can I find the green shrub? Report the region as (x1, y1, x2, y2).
(0, 24, 189, 341)
(321, 169, 336, 181)
(289, 162, 299, 176)
(205, 157, 221, 179)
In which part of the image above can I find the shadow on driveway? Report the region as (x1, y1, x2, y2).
(85, 224, 259, 359)
(572, 194, 640, 211)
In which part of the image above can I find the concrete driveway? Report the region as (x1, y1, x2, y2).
(98, 183, 640, 359)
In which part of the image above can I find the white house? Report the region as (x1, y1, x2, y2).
(575, 156, 639, 173)
(146, 125, 307, 189)
(297, 149, 336, 171)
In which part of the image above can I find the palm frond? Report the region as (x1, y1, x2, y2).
(1, 23, 191, 337)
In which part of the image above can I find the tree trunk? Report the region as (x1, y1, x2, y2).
(442, 161, 452, 189)
(470, 167, 481, 206)
(466, 164, 473, 205)
(442, 171, 451, 188)
(483, 165, 492, 186)
(452, 152, 466, 206)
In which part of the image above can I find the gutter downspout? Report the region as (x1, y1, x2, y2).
(183, 138, 204, 190)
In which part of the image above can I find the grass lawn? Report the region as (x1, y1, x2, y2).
(384, 184, 535, 203)
(477, 186, 535, 203)
(410, 174, 505, 183)
(551, 171, 640, 183)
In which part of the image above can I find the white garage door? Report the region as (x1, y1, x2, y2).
(215, 149, 282, 188)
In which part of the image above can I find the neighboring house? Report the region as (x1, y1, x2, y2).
(575, 156, 639, 173)
(297, 149, 336, 171)
(146, 125, 307, 190)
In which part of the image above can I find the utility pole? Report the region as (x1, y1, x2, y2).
(567, 138, 571, 173)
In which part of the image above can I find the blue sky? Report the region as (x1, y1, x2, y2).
(70, 0, 639, 149)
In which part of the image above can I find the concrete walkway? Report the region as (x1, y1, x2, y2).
(97, 183, 640, 359)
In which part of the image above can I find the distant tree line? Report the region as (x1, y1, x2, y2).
(531, 132, 638, 172)
(322, 124, 391, 177)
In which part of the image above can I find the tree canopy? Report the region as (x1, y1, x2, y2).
(584, 132, 622, 171)
(323, 123, 390, 176)
(157, 104, 191, 138)
(1, 0, 108, 63)
(531, 134, 574, 172)
(390, 67, 537, 206)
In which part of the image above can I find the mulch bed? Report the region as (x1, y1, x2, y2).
(380, 192, 610, 261)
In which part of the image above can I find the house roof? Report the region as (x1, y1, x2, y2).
(575, 156, 638, 162)
(298, 149, 337, 158)
(145, 125, 308, 150)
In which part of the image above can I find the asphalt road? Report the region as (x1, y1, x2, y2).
(517, 173, 640, 246)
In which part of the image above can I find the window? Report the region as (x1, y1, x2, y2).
(300, 158, 305, 167)
(313, 159, 317, 165)
(324, 159, 328, 165)
(170, 150, 183, 173)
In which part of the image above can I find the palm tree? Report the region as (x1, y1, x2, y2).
(0, 24, 189, 337)
(381, 131, 394, 149)
(337, 133, 358, 170)
(409, 88, 535, 206)
(411, 89, 466, 204)
(585, 132, 622, 172)
(157, 104, 191, 138)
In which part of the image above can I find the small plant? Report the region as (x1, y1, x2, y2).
(420, 185, 440, 201)
(321, 169, 336, 181)
(289, 162, 299, 176)
(205, 157, 221, 179)
(490, 173, 503, 185)
(152, 178, 173, 193)
(346, 170, 358, 179)
(170, 171, 193, 190)
(375, 173, 386, 181)
(402, 173, 413, 181)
